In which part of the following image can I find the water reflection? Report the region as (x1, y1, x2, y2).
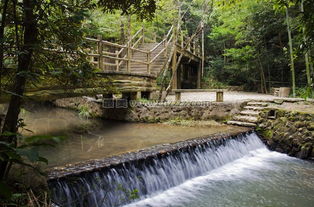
(20, 106, 244, 167)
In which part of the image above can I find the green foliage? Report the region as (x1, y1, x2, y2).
(78, 105, 92, 119)
(156, 69, 171, 86)
(201, 70, 227, 89)
(295, 86, 314, 99)
(98, 0, 157, 20)
(0, 133, 63, 202)
(116, 184, 139, 201)
(206, 0, 314, 91)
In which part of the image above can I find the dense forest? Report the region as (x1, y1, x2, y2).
(0, 0, 314, 205)
(80, 0, 314, 96)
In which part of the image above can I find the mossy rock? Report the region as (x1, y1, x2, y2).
(279, 117, 288, 123)
(261, 129, 273, 139)
(295, 121, 306, 128)
(308, 123, 314, 131)
(275, 110, 285, 117)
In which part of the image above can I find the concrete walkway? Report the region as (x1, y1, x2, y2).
(167, 91, 301, 103)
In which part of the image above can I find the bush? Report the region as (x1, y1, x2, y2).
(295, 87, 314, 99)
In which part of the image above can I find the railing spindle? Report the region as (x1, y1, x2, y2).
(147, 52, 151, 74)
(142, 27, 145, 44)
(97, 35, 104, 70)
(115, 50, 119, 71)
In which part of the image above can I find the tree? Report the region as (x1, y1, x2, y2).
(0, 0, 157, 185)
(285, 2, 296, 97)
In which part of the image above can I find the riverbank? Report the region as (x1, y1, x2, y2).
(257, 107, 314, 160)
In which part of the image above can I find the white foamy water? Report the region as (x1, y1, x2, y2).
(50, 132, 314, 207)
(124, 148, 291, 207)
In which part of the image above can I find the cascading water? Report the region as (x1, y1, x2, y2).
(49, 132, 267, 207)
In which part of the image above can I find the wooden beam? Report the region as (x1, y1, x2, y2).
(97, 35, 103, 70)
(172, 45, 178, 90)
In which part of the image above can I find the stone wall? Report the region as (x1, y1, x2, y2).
(53, 98, 242, 122)
(103, 101, 242, 122)
(257, 109, 314, 159)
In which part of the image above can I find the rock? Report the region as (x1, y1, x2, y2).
(308, 123, 314, 131)
(257, 108, 314, 160)
(275, 147, 284, 153)
(297, 145, 312, 159)
(274, 99, 284, 105)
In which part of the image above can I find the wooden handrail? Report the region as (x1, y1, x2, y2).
(97, 54, 148, 65)
(150, 39, 165, 53)
(150, 47, 166, 63)
(101, 40, 126, 48)
(127, 27, 143, 45)
(150, 34, 173, 63)
(132, 37, 144, 50)
(165, 26, 174, 39)
(131, 47, 149, 54)
(85, 16, 202, 74)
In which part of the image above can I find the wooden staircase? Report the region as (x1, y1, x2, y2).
(227, 101, 269, 127)
(85, 23, 201, 78)
(119, 43, 167, 75)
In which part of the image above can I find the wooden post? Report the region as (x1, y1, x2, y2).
(187, 36, 191, 51)
(216, 91, 224, 102)
(115, 50, 119, 71)
(127, 15, 131, 72)
(177, 64, 183, 89)
(97, 35, 103, 70)
(172, 46, 178, 90)
(175, 91, 181, 102)
(163, 37, 167, 58)
(130, 91, 141, 100)
(181, 32, 184, 48)
(197, 62, 201, 89)
(147, 52, 151, 74)
(136, 91, 142, 100)
(142, 26, 145, 44)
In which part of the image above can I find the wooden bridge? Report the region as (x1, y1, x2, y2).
(2, 21, 203, 101)
(81, 22, 203, 100)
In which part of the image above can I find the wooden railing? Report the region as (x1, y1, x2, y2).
(177, 30, 201, 57)
(85, 23, 201, 75)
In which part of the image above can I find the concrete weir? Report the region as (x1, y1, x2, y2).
(48, 129, 257, 207)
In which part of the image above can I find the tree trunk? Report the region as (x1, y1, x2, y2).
(0, 0, 38, 180)
(301, 0, 312, 95)
(258, 55, 267, 94)
(285, 6, 296, 97)
(0, 0, 9, 97)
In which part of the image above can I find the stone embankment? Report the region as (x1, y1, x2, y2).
(257, 108, 314, 160)
(102, 101, 242, 122)
(53, 97, 243, 122)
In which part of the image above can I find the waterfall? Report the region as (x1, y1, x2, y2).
(49, 132, 266, 207)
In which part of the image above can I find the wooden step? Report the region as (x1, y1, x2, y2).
(233, 115, 258, 123)
(247, 102, 268, 107)
(243, 106, 266, 111)
(240, 110, 260, 116)
(227, 121, 257, 127)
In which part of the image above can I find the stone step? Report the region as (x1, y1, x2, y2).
(247, 102, 268, 107)
(233, 115, 258, 123)
(240, 110, 260, 116)
(243, 106, 266, 111)
(227, 121, 257, 127)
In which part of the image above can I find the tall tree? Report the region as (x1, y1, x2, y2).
(285, 3, 296, 97)
(0, 0, 157, 181)
(300, 0, 313, 95)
